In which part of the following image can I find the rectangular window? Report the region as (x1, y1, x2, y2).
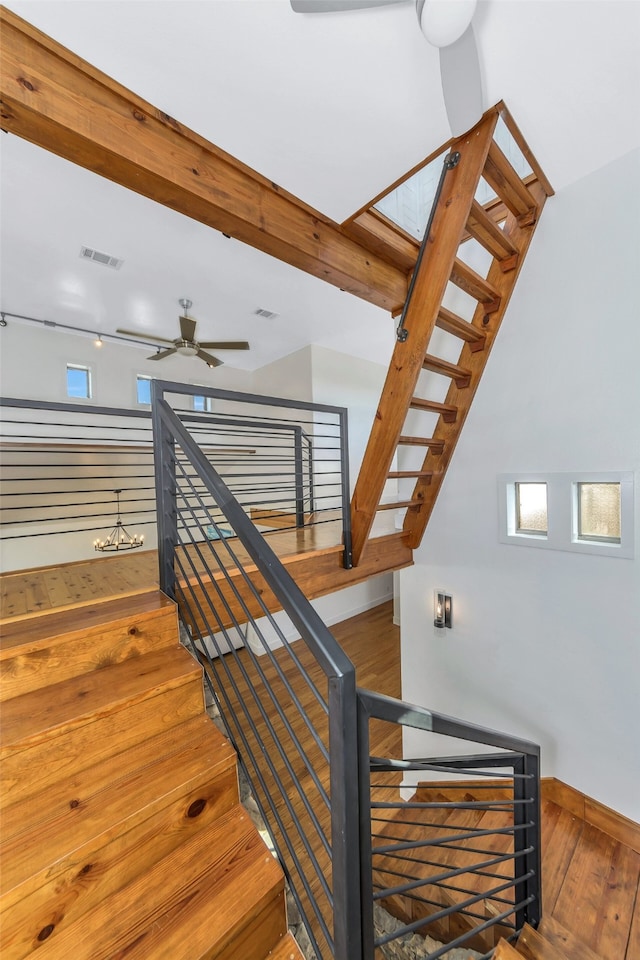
(515, 482, 547, 535)
(66, 363, 91, 399)
(577, 482, 621, 543)
(136, 375, 152, 406)
(193, 395, 206, 412)
(499, 473, 633, 558)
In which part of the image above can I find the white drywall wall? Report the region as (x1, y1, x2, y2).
(399, 148, 640, 821)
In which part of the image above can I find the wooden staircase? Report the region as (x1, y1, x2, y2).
(0, 590, 304, 960)
(372, 776, 640, 959)
(349, 104, 554, 564)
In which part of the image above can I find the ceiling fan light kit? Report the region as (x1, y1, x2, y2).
(115, 298, 250, 368)
(416, 0, 477, 48)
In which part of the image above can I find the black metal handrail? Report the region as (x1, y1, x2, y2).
(357, 689, 541, 958)
(151, 383, 542, 960)
(152, 391, 362, 960)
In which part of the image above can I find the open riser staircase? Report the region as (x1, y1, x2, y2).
(350, 106, 553, 564)
(0, 591, 303, 960)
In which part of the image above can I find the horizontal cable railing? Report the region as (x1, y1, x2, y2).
(0, 388, 351, 571)
(152, 388, 362, 960)
(357, 690, 541, 959)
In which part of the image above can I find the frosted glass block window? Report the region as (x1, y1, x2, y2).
(577, 483, 621, 543)
(66, 363, 91, 399)
(515, 482, 547, 534)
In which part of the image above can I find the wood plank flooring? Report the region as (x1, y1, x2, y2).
(0, 522, 412, 626)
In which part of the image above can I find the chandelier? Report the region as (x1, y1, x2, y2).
(94, 489, 144, 552)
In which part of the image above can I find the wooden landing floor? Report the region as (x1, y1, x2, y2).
(0, 520, 412, 624)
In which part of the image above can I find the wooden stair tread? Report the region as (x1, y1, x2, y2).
(0, 590, 178, 702)
(0, 714, 222, 844)
(28, 804, 285, 960)
(0, 717, 236, 900)
(494, 939, 524, 959)
(422, 354, 472, 387)
(0, 589, 174, 653)
(397, 435, 445, 451)
(450, 257, 501, 306)
(466, 198, 520, 264)
(265, 932, 306, 959)
(484, 140, 538, 220)
(1, 734, 240, 958)
(409, 396, 459, 421)
(377, 500, 422, 511)
(387, 471, 433, 480)
(517, 922, 572, 960)
(0, 644, 202, 754)
(436, 305, 487, 351)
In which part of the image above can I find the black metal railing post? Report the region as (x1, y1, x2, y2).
(151, 381, 179, 599)
(306, 433, 315, 515)
(513, 751, 542, 928)
(339, 409, 352, 569)
(329, 670, 364, 960)
(294, 426, 305, 528)
(357, 693, 375, 960)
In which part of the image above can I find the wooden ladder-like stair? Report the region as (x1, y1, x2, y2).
(349, 104, 554, 564)
(0, 590, 304, 960)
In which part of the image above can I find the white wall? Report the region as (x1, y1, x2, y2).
(399, 148, 640, 821)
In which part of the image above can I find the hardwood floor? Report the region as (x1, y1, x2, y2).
(540, 799, 640, 959)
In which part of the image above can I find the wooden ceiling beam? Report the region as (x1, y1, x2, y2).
(0, 6, 408, 312)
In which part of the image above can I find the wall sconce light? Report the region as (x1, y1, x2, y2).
(434, 591, 453, 629)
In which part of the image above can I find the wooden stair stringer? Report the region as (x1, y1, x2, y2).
(402, 178, 548, 548)
(349, 111, 499, 567)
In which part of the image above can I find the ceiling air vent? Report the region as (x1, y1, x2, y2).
(254, 308, 279, 320)
(79, 246, 124, 270)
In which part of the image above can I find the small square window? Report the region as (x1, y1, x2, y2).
(193, 395, 206, 412)
(577, 483, 621, 543)
(136, 375, 152, 405)
(515, 482, 547, 535)
(67, 363, 91, 399)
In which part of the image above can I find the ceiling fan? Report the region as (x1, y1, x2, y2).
(290, 0, 483, 137)
(117, 299, 250, 368)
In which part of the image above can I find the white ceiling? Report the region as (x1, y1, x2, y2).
(1, 0, 639, 372)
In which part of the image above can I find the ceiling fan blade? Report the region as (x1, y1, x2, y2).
(117, 327, 175, 345)
(198, 341, 250, 351)
(179, 315, 197, 342)
(439, 24, 483, 137)
(148, 347, 177, 360)
(291, 0, 406, 12)
(197, 349, 223, 368)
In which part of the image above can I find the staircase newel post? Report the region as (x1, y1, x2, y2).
(513, 750, 542, 931)
(329, 668, 363, 960)
(151, 383, 179, 601)
(357, 693, 375, 959)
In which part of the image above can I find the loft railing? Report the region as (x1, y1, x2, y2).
(0, 387, 350, 572)
(152, 383, 542, 960)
